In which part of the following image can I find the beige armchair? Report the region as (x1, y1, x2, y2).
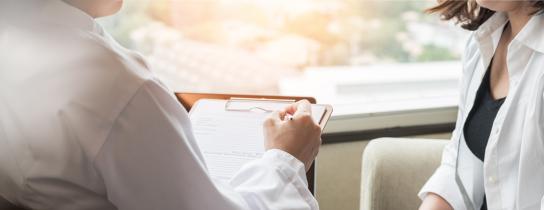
(360, 138, 447, 210)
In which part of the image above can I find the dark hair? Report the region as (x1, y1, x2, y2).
(427, 0, 544, 31)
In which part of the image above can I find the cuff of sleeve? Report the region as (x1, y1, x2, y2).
(262, 149, 308, 185)
(262, 149, 318, 209)
(418, 166, 465, 210)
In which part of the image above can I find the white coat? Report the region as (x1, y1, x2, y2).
(0, 1, 318, 209)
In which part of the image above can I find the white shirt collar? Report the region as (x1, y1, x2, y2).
(475, 12, 544, 54)
(514, 13, 544, 53)
(474, 12, 509, 40)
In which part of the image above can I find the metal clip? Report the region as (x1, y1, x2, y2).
(225, 97, 295, 112)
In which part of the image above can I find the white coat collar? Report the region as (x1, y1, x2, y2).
(38, 0, 102, 35)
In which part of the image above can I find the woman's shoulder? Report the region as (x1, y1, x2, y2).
(458, 32, 482, 86)
(461, 32, 480, 71)
(454, 32, 481, 107)
(464, 33, 479, 56)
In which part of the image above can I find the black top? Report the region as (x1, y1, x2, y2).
(462, 68, 506, 210)
(464, 69, 506, 161)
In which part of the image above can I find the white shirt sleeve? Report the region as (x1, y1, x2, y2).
(417, 34, 481, 210)
(93, 79, 318, 210)
(417, 109, 465, 210)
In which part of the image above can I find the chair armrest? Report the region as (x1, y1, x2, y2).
(360, 138, 447, 210)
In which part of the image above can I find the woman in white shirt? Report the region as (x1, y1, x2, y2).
(419, 0, 544, 210)
(0, 0, 322, 209)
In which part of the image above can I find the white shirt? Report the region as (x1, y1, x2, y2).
(419, 12, 544, 210)
(0, 1, 318, 209)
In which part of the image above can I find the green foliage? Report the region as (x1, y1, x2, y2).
(417, 44, 457, 62)
(101, 0, 462, 66)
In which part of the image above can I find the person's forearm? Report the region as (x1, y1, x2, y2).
(419, 193, 453, 210)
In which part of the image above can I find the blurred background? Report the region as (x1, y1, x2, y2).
(98, 0, 467, 102)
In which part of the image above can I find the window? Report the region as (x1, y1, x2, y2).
(99, 0, 468, 129)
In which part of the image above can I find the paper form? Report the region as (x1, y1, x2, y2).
(189, 99, 326, 181)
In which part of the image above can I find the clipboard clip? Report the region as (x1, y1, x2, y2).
(225, 97, 296, 113)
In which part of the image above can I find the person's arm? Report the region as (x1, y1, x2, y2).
(419, 193, 453, 210)
(93, 79, 319, 210)
(541, 96, 544, 208)
(417, 111, 464, 210)
(418, 33, 482, 210)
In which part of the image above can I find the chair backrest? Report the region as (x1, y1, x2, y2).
(0, 195, 26, 210)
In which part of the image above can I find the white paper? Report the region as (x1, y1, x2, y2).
(189, 99, 326, 180)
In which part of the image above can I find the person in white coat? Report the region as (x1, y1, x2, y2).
(0, 0, 322, 209)
(419, 0, 544, 210)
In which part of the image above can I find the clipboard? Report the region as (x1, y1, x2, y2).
(175, 92, 333, 195)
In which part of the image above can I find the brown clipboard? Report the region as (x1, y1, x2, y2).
(175, 92, 333, 195)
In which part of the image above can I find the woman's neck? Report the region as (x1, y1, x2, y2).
(505, 5, 534, 38)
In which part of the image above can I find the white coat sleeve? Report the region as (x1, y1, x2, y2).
(93, 79, 318, 210)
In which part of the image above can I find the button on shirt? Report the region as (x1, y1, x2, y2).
(419, 12, 544, 210)
(0, 1, 318, 210)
